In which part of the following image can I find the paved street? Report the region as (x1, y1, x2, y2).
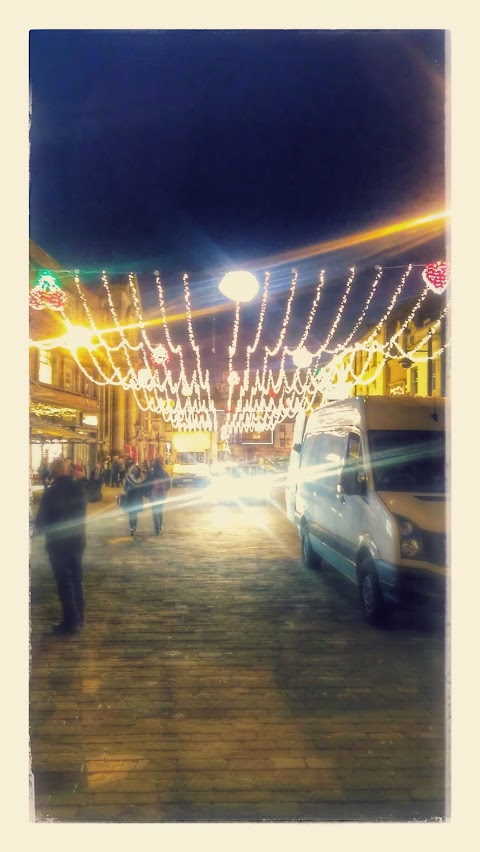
(29, 485, 448, 823)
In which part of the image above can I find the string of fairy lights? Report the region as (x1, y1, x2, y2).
(29, 261, 451, 435)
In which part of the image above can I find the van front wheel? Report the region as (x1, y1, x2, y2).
(301, 526, 321, 570)
(359, 559, 387, 626)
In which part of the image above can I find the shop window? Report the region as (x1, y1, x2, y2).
(39, 351, 52, 384)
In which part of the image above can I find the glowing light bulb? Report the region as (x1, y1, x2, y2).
(219, 271, 259, 302)
(65, 324, 96, 352)
(292, 347, 313, 368)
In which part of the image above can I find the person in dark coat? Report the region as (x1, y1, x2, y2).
(35, 457, 87, 634)
(111, 456, 120, 487)
(145, 457, 171, 534)
(39, 457, 51, 489)
(89, 462, 103, 502)
(122, 464, 145, 535)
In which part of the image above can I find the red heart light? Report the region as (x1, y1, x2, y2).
(422, 261, 450, 294)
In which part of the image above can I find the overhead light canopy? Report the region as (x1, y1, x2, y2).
(218, 271, 259, 303)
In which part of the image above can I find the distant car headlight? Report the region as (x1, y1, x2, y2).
(392, 513, 425, 560)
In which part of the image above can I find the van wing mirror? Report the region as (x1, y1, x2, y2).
(292, 443, 302, 454)
(341, 465, 367, 496)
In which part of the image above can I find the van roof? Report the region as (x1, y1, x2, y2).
(306, 395, 445, 432)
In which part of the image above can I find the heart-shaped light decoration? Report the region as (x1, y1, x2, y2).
(29, 273, 67, 311)
(422, 261, 450, 294)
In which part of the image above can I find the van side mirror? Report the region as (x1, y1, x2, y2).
(292, 443, 301, 454)
(341, 465, 367, 496)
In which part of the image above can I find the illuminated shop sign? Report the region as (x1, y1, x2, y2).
(241, 430, 273, 445)
(82, 414, 98, 427)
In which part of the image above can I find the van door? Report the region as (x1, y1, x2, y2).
(285, 411, 308, 523)
(298, 428, 346, 562)
(334, 430, 370, 583)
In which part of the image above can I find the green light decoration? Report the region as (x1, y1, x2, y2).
(29, 272, 67, 312)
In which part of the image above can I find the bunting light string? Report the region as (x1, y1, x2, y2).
(261, 268, 297, 389)
(328, 266, 383, 355)
(245, 271, 270, 381)
(313, 267, 356, 362)
(296, 269, 325, 351)
(387, 303, 451, 361)
(72, 274, 118, 386)
(282, 269, 325, 370)
(155, 272, 186, 374)
(363, 264, 413, 347)
(100, 273, 151, 391)
(182, 274, 210, 395)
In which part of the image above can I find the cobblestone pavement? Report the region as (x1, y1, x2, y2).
(29, 485, 448, 823)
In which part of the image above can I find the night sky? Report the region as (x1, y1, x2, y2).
(29, 30, 447, 286)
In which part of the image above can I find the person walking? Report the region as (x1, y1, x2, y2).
(89, 461, 103, 502)
(34, 457, 87, 634)
(118, 456, 126, 486)
(103, 457, 112, 487)
(39, 456, 51, 489)
(122, 463, 145, 535)
(146, 457, 171, 534)
(111, 456, 120, 487)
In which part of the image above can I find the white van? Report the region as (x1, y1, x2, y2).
(285, 396, 447, 625)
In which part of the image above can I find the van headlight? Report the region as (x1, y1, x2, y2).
(393, 514, 425, 560)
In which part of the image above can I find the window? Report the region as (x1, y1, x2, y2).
(344, 432, 365, 483)
(51, 354, 59, 386)
(73, 367, 83, 394)
(411, 367, 419, 395)
(368, 429, 445, 494)
(64, 362, 72, 389)
(38, 351, 52, 384)
(300, 429, 347, 490)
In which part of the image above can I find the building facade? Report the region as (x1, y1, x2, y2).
(29, 243, 153, 480)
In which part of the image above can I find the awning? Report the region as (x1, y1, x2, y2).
(30, 419, 97, 444)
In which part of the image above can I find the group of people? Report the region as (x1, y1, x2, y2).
(34, 455, 171, 635)
(121, 458, 171, 536)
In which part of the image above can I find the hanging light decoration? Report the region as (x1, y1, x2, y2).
(29, 272, 67, 312)
(422, 261, 450, 294)
(30, 263, 450, 437)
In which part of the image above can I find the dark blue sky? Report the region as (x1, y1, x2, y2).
(29, 29, 447, 286)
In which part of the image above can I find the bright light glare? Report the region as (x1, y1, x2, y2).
(219, 271, 259, 303)
(64, 324, 97, 352)
(210, 505, 239, 528)
(292, 347, 313, 368)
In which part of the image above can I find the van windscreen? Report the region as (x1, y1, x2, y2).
(368, 430, 446, 493)
(176, 452, 206, 465)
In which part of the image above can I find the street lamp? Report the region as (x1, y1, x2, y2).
(219, 271, 259, 302)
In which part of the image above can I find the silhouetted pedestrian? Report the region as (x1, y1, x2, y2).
(35, 457, 87, 634)
(122, 464, 145, 535)
(146, 457, 171, 534)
